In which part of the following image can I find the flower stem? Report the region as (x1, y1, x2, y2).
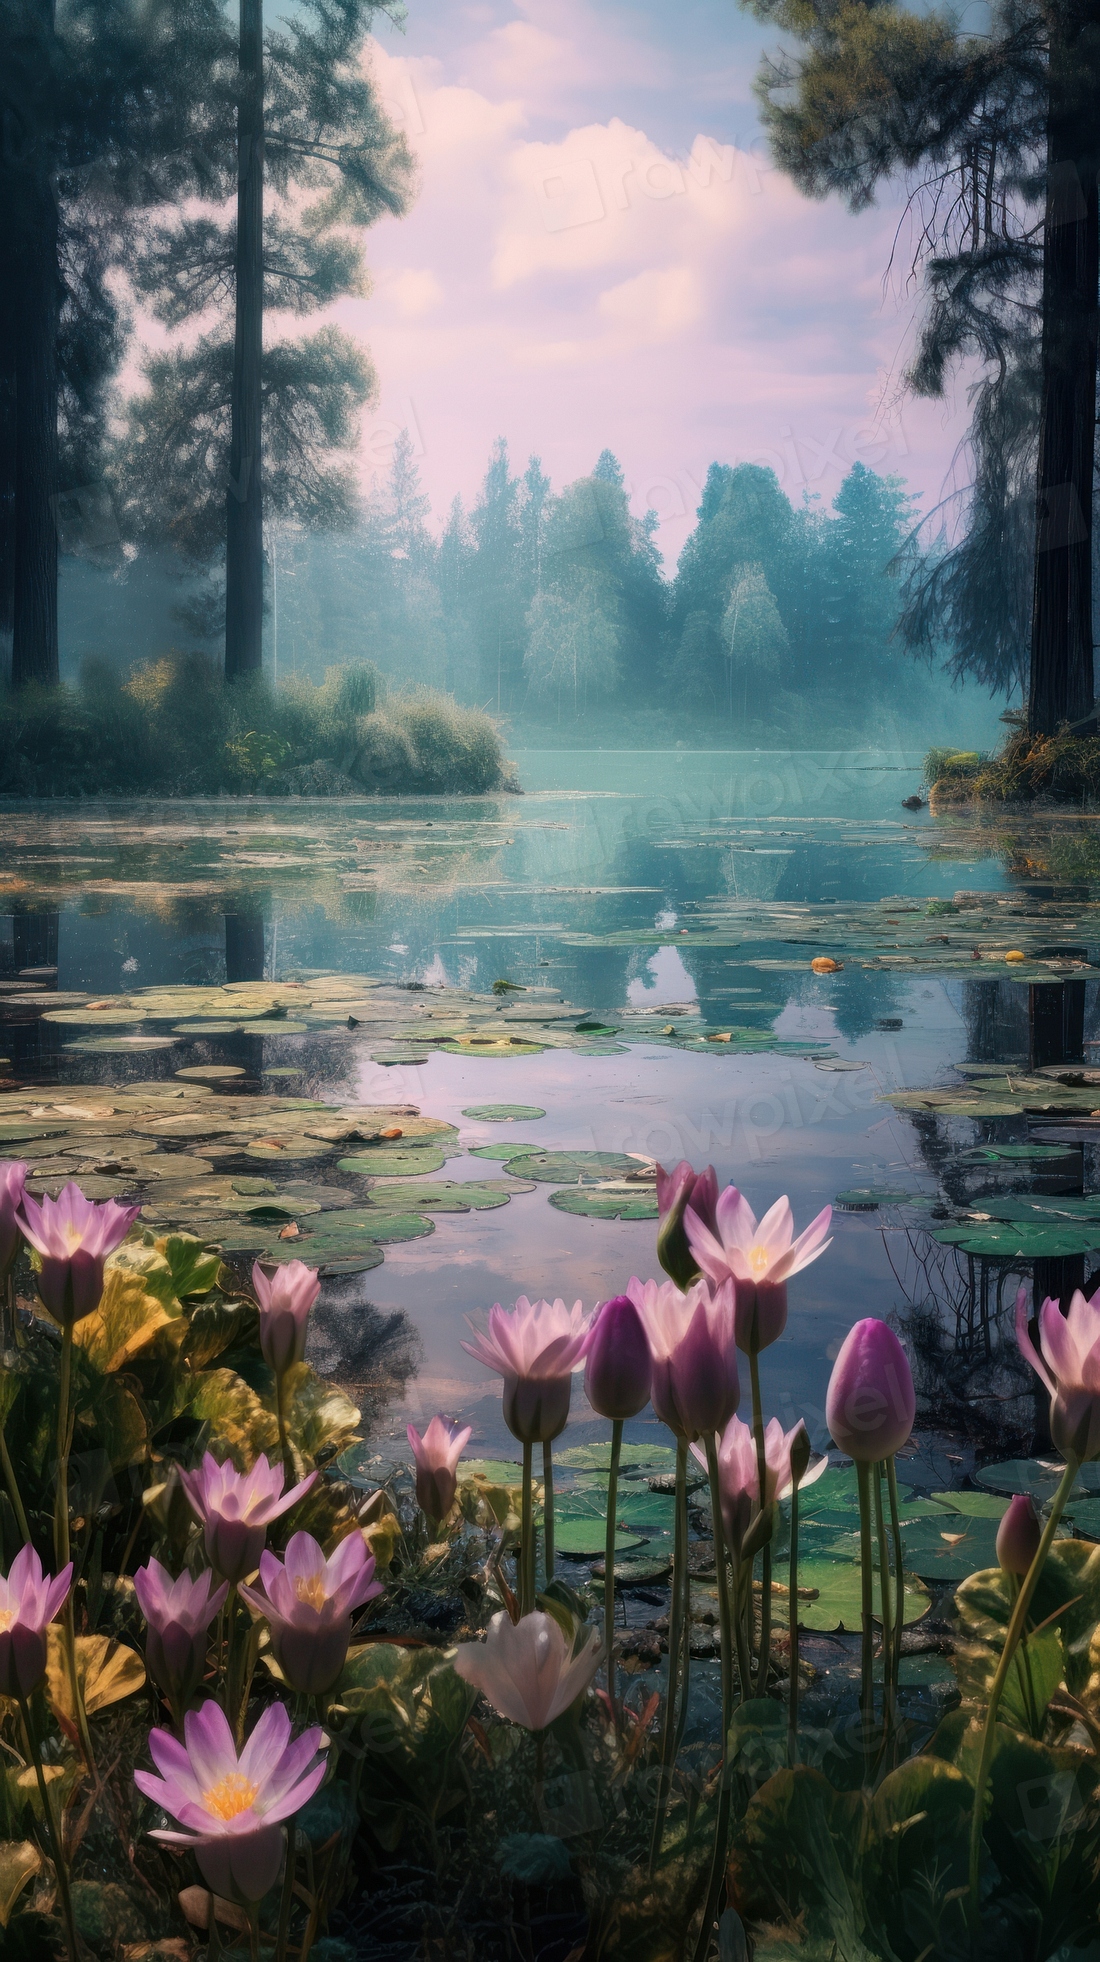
(604, 1419, 623, 1720)
(788, 1470, 801, 1767)
(542, 1440, 555, 1584)
(226, 1584, 243, 1742)
(275, 1825, 296, 1962)
(54, 1323, 94, 1776)
(276, 1371, 293, 1474)
(748, 1348, 771, 1690)
(967, 1455, 1077, 1921)
(0, 1415, 30, 1546)
(856, 1458, 875, 1781)
(247, 1902, 261, 1962)
(874, 1460, 894, 1762)
(693, 1433, 736, 1962)
(648, 1436, 688, 1877)
(886, 1455, 905, 1698)
(520, 1442, 534, 1617)
(17, 1688, 80, 1962)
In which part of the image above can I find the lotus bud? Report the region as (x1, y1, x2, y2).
(788, 1420, 813, 1488)
(825, 1319, 915, 1462)
(996, 1493, 1042, 1578)
(408, 1415, 473, 1524)
(584, 1295, 652, 1420)
(0, 1162, 27, 1279)
(656, 1161, 718, 1289)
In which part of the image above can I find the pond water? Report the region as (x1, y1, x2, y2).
(9, 742, 1099, 1499)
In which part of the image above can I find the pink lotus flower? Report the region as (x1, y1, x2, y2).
(826, 1319, 915, 1462)
(685, 1189, 832, 1354)
(627, 1275, 740, 1441)
(135, 1700, 326, 1903)
(996, 1493, 1042, 1577)
(239, 1530, 382, 1695)
(0, 1546, 72, 1699)
(253, 1259, 320, 1376)
(179, 1453, 318, 1584)
(691, 1414, 825, 1554)
(453, 1610, 603, 1730)
(461, 1296, 591, 1444)
(584, 1295, 652, 1421)
(0, 1161, 27, 1278)
(407, 1415, 473, 1524)
(656, 1161, 719, 1290)
(134, 1559, 228, 1717)
(1017, 1284, 1100, 1463)
(17, 1181, 140, 1324)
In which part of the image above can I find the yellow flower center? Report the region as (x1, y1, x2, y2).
(294, 1573, 328, 1612)
(0, 1610, 14, 1632)
(748, 1244, 771, 1278)
(202, 1772, 258, 1821)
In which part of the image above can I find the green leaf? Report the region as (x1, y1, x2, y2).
(468, 1142, 541, 1160)
(155, 1233, 222, 1298)
(975, 1459, 1093, 1502)
(933, 1220, 1100, 1258)
(796, 1550, 930, 1631)
(503, 1150, 647, 1185)
(927, 1489, 1009, 1518)
(460, 1458, 525, 1484)
(337, 1147, 448, 1176)
(833, 1189, 916, 1210)
(0, 1843, 41, 1927)
(556, 1441, 676, 1471)
(729, 1768, 874, 1962)
(554, 1520, 645, 1556)
(364, 1179, 520, 1210)
(549, 1186, 659, 1219)
(461, 1104, 546, 1121)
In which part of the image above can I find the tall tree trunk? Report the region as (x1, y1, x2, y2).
(1027, 5, 1100, 736)
(0, 300, 16, 685)
(11, 194, 60, 687)
(224, 0, 264, 679)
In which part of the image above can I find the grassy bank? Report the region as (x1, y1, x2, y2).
(0, 658, 517, 797)
(927, 724, 1100, 807)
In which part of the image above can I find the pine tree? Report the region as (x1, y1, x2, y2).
(471, 438, 524, 709)
(747, 0, 1100, 730)
(120, 0, 413, 678)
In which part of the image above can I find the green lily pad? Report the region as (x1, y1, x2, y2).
(896, 1653, 957, 1689)
(363, 1179, 524, 1212)
(549, 1186, 659, 1220)
(933, 1220, 1100, 1258)
(894, 1514, 1003, 1582)
(834, 1189, 916, 1211)
(370, 1050, 433, 1066)
(296, 1248, 385, 1275)
(957, 1195, 1100, 1223)
(65, 1035, 179, 1053)
(175, 1065, 247, 1082)
(468, 1142, 541, 1160)
(556, 1442, 676, 1472)
(438, 1034, 547, 1057)
(0, 1122, 71, 1143)
(928, 1490, 1010, 1519)
(295, 1211, 434, 1248)
(955, 1145, 1079, 1164)
(337, 1147, 448, 1177)
(505, 1151, 648, 1185)
(797, 1554, 929, 1631)
(555, 1521, 645, 1557)
(1062, 1498, 1100, 1539)
(461, 1460, 526, 1486)
(590, 1552, 672, 1584)
(975, 1459, 1092, 1502)
(462, 1105, 546, 1121)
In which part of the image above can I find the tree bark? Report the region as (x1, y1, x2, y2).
(1027, 3, 1100, 736)
(224, 0, 264, 679)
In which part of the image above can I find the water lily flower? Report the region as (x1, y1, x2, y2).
(407, 1415, 473, 1524)
(628, 1275, 739, 1441)
(0, 1161, 27, 1278)
(0, 1545, 72, 1699)
(253, 1259, 320, 1376)
(691, 1414, 825, 1553)
(461, 1296, 591, 1444)
(996, 1493, 1043, 1578)
(17, 1181, 140, 1324)
(685, 1189, 832, 1353)
(1016, 1284, 1100, 1462)
(179, 1452, 318, 1584)
(584, 1295, 652, 1421)
(453, 1610, 603, 1730)
(239, 1529, 382, 1694)
(135, 1699, 326, 1903)
(656, 1161, 719, 1290)
(133, 1559, 228, 1716)
(825, 1319, 915, 1462)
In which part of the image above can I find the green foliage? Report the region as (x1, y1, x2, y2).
(928, 725, 1100, 808)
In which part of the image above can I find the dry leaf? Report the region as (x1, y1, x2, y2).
(45, 1630, 145, 1720)
(178, 1886, 249, 1932)
(0, 1842, 41, 1927)
(810, 957, 843, 974)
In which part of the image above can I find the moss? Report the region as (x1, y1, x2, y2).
(926, 726, 1100, 807)
(0, 657, 515, 798)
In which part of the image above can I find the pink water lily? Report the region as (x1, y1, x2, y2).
(461, 1296, 591, 1444)
(135, 1699, 326, 1903)
(584, 1295, 652, 1421)
(1017, 1283, 1100, 1462)
(239, 1530, 382, 1694)
(0, 1161, 27, 1278)
(453, 1609, 603, 1730)
(685, 1189, 832, 1353)
(408, 1415, 473, 1524)
(656, 1161, 719, 1290)
(179, 1452, 318, 1583)
(0, 1545, 72, 1699)
(133, 1559, 227, 1719)
(627, 1275, 739, 1441)
(253, 1259, 320, 1376)
(17, 1181, 140, 1324)
(691, 1414, 825, 1554)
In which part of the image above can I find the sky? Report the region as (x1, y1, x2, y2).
(327, 0, 973, 568)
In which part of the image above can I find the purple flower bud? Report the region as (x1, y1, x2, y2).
(134, 1559, 227, 1717)
(631, 1276, 739, 1442)
(996, 1493, 1042, 1577)
(408, 1416, 472, 1523)
(825, 1318, 915, 1462)
(656, 1162, 718, 1290)
(584, 1295, 652, 1420)
(0, 1162, 27, 1279)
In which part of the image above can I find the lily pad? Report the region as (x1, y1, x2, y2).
(461, 1460, 526, 1485)
(505, 1151, 648, 1185)
(590, 1552, 672, 1584)
(337, 1147, 448, 1177)
(976, 1459, 1094, 1502)
(797, 1554, 930, 1631)
(468, 1142, 541, 1160)
(955, 1145, 1079, 1164)
(175, 1065, 247, 1082)
(927, 1490, 1010, 1519)
(462, 1105, 546, 1121)
(363, 1179, 525, 1212)
(556, 1442, 676, 1472)
(834, 1189, 917, 1211)
(294, 1211, 434, 1249)
(438, 1035, 547, 1057)
(932, 1220, 1100, 1259)
(65, 1035, 179, 1054)
(1062, 1498, 1100, 1539)
(549, 1186, 659, 1220)
(555, 1521, 646, 1557)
